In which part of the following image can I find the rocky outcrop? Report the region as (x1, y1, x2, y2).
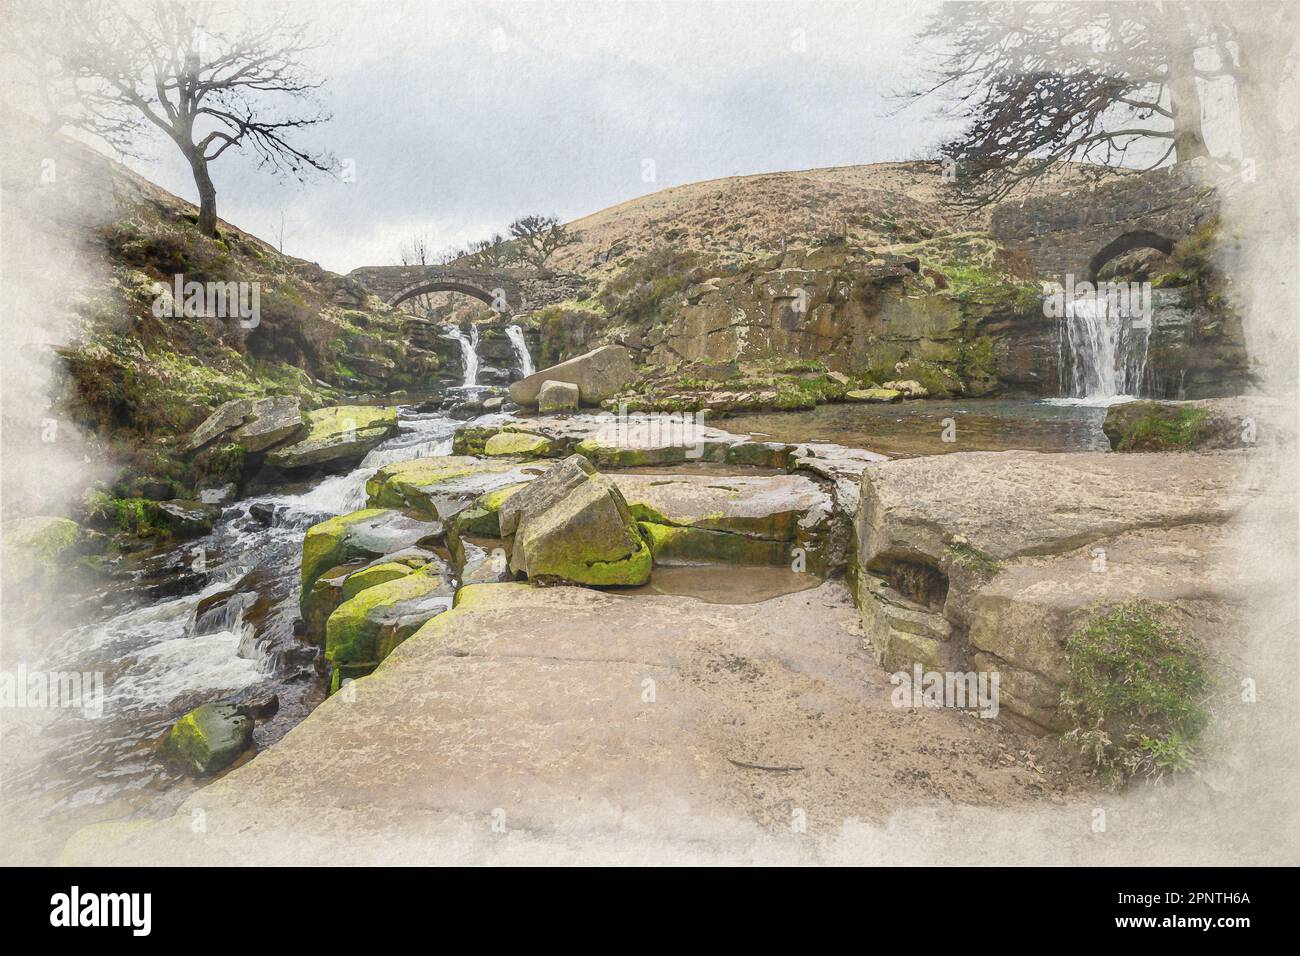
(854, 449, 1254, 732)
(509, 345, 635, 406)
(300, 508, 443, 600)
(1102, 396, 1265, 452)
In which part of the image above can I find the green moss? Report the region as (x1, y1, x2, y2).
(325, 566, 454, 672)
(1061, 602, 1212, 784)
(1114, 406, 1210, 452)
(533, 534, 653, 586)
(340, 562, 414, 601)
(638, 522, 788, 565)
(483, 431, 552, 458)
(300, 508, 392, 596)
(943, 540, 999, 575)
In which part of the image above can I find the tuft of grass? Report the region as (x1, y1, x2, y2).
(1116, 406, 1210, 452)
(1061, 601, 1213, 785)
(943, 540, 999, 575)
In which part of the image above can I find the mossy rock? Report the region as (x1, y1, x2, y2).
(2, 516, 79, 579)
(453, 482, 530, 537)
(340, 561, 415, 601)
(301, 561, 366, 644)
(638, 522, 789, 566)
(1102, 401, 1237, 452)
(365, 457, 537, 521)
(325, 566, 456, 681)
(483, 431, 553, 459)
(266, 404, 399, 470)
(160, 702, 253, 777)
(845, 388, 902, 403)
(300, 508, 441, 599)
(724, 441, 794, 469)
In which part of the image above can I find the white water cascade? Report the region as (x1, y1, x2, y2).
(1058, 293, 1151, 404)
(445, 325, 481, 387)
(506, 324, 535, 377)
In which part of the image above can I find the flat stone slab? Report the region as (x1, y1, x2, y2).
(60, 580, 1079, 864)
(857, 449, 1255, 569)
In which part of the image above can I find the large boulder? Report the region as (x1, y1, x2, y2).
(266, 405, 399, 471)
(160, 702, 254, 777)
(508, 345, 635, 406)
(503, 455, 652, 586)
(1101, 398, 1262, 452)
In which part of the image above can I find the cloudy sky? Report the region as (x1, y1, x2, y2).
(119, 0, 950, 273)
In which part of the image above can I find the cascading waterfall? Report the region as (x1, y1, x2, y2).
(444, 325, 480, 387)
(1058, 292, 1151, 403)
(506, 324, 535, 377)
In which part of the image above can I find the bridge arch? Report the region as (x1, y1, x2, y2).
(1087, 229, 1176, 283)
(389, 280, 510, 313)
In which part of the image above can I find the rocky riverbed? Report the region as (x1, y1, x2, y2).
(7, 384, 1275, 865)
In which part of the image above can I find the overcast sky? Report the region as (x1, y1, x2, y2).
(120, 0, 950, 273)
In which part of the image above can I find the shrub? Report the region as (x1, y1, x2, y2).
(1061, 602, 1213, 784)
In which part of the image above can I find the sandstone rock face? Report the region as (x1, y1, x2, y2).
(504, 455, 651, 586)
(160, 702, 254, 777)
(854, 449, 1254, 731)
(538, 379, 580, 414)
(509, 345, 635, 406)
(266, 405, 399, 471)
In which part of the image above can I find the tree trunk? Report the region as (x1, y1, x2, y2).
(188, 152, 219, 237)
(1166, 42, 1210, 163)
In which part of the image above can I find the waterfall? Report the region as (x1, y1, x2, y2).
(506, 325, 535, 377)
(444, 325, 480, 387)
(1058, 292, 1151, 403)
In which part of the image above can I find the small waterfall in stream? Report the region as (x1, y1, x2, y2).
(1057, 290, 1152, 404)
(444, 325, 481, 387)
(506, 325, 535, 377)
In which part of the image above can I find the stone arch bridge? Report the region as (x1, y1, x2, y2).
(990, 163, 1219, 282)
(347, 264, 586, 315)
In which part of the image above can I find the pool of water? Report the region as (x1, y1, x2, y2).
(720, 398, 1112, 457)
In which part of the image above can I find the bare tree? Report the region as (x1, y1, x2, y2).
(465, 233, 516, 269)
(905, 1, 1270, 206)
(15, 0, 332, 236)
(508, 214, 576, 270)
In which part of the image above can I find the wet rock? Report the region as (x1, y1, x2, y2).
(538, 380, 580, 414)
(155, 501, 219, 539)
(881, 379, 928, 399)
(247, 503, 277, 527)
(1101, 397, 1260, 452)
(509, 345, 636, 407)
(198, 483, 237, 505)
(160, 702, 254, 777)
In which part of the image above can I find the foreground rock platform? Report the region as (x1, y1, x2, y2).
(62, 580, 1079, 864)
